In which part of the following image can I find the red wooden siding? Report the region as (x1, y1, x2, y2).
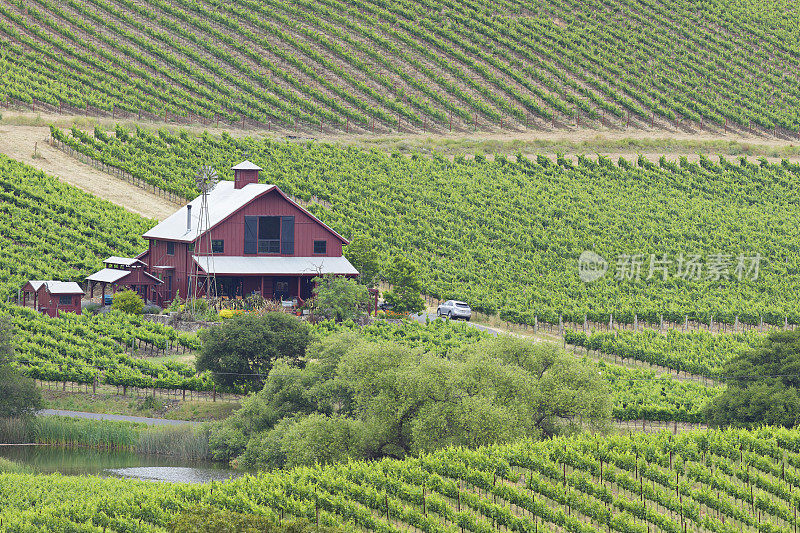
(144, 188, 347, 301)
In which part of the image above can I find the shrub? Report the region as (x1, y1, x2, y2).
(112, 290, 144, 315)
(142, 305, 161, 315)
(83, 302, 101, 315)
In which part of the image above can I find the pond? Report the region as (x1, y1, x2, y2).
(0, 445, 243, 484)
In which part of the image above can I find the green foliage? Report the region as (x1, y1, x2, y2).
(0, 458, 31, 474)
(7, 427, 800, 532)
(565, 328, 763, 376)
(383, 256, 425, 315)
(0, 317, 41, 419)
(210, 331, 610, 468)
(706, 330, 800, 428)
(169, 506, 343, 533)
(7, 0, 800, 134)
(0, 315, 13, 364)
(311, 274, 370, 322)
(343, 235, 382, 287)
(0, 365, 42, 419)
(168, 505, 273, 533)
(197, 312, 310, 391)
(54, 127, 800, 325)
(111, 289, 145, 315)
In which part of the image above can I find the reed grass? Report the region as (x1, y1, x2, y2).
(0, 416, 212, 460)
(31, 417, 140, 449)
(137, 425, 211, 460)
(0, 417, 30, 443)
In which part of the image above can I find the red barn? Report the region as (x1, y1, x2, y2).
(22, 281, 84, 317)
(134, 161, 357, 305)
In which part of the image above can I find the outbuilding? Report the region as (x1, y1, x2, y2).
(22, 281, 84, 317)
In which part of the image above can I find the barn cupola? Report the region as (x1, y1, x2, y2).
(232, 160, 262, 189)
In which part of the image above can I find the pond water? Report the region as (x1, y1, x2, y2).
(0, 445, 243, 484)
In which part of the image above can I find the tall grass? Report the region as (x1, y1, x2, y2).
(0, 417, 212, 460)
(137, 425, 211, 460)
(0, 417, 30, 443)
(32, 417, 140, 449)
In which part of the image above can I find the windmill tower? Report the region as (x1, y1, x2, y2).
(189, 165, 219, 316)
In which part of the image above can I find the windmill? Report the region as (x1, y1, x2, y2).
(189, 165, 219, 316)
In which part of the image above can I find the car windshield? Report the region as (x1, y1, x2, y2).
(455, 302, 470, 308)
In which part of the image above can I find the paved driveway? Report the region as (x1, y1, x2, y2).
(39, 409, 200, 426)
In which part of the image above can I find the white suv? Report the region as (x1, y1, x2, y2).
(437, 300, 472, 321)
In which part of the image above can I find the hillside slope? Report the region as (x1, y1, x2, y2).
(2, 427, 799, 532)
(54, 126, 800, 325)
(1, 0, 799, 134)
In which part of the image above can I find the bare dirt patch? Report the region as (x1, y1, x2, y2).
(0, 123, 176, 220)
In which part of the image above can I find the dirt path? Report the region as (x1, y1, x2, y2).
(0, 124, 175, 220)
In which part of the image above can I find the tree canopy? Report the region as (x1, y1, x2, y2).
(383, 256, 425, 315)
(0, 316, 42, 418)
(197, 313, 310, 391)
(112, 289, 144, 315)
(209, 332, 610, 469)
(706, 330, 800, 428)
(343, 235, 382, 288)
(312, 275, 371, 322)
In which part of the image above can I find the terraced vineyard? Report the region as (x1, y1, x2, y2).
(0, 153, 150, 299)
(2, 0, 800, 133)
(53, 126, 800, 326)
(0, 155, 212, 391)
(5, 427, 800, 532)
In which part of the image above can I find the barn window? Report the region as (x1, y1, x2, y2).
(258, 216, 281, 253)
(166, 241, 175, 255)
(245, 216, 294, 254)
(211, 240, 224, 254)
(188, 242, 195, 253)
(58, 295, 73, 305)
(313, 240, 327, 254)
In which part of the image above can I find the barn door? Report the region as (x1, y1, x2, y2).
(280, 216, 294, 254)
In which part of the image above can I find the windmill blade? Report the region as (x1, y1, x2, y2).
(194, 165, 219, 193)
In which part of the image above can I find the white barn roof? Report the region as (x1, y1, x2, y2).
(86, 268, 131, 283)
(143, 181, 276, 242)
(232, 160, 262, 170)
(26, 280, 47, 292)
(104, 256, 146, 267)
(192, 256, 358, 276)
(43, 281, 84, 295)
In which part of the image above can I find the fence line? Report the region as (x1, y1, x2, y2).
(35, 378, 242, 403)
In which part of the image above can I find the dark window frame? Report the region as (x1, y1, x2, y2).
(58, 295, 73, 306)
(313, 240, 327, 254)
(244, 215, 294, 255)
(211, 240, 224, 254)
(166, 241, 175, 256)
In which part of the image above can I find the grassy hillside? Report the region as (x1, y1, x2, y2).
(2, 0, 800, 133)
(3, 427, 800, 532)
(55, 126, 800, 325)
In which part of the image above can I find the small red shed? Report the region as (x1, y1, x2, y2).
(22, 281, 84, 317)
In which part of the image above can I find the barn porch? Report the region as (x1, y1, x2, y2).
(205, 275, 317, 302)
(190, 255, 359, 304)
